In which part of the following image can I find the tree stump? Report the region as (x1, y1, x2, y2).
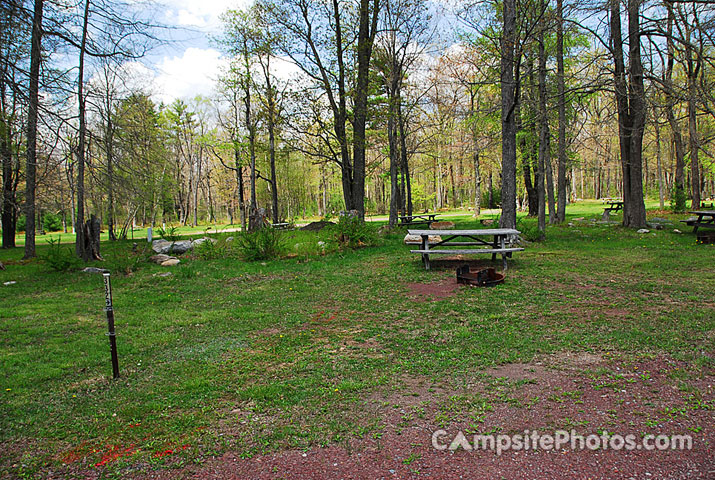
(248, 207, 267, 232)
(79, 214, 102, 261)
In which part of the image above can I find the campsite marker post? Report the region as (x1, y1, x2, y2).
(103, 273, 120, 379)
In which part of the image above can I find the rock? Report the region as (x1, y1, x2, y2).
(637, 229, 650, 234)
(152, 239, 193, 254)
(430, 221, 455, 230)
(404, 234, 442, 245)
(161, 259, 180, 266)
(225, 236, 234, 242)
(152, 239, 172, 254)
(191, 237, 216, 247)
(673, 229, 682, 234)
(573, 217, 585, 221)
(152, 272, 173, 277)
(149, 254, 173, 264)
(3, 281, 16, 286)
(81, 267, 109, 274)
(170, 240, 193, 254)
(568, 222, 574, 227)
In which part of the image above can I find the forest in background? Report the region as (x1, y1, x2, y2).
(1, 0, 714, 258)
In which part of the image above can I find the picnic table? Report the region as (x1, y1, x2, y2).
(681, 210, 715, 233)
(398, 214, 438, 226)
(408, 228, 524, 271)
(602, 200, 623, 219)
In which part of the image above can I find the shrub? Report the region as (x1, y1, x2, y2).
(516, 219, 544, 242)
(16, 215, 26, 232)
(236, 227, 284, 261)
(481, 187, 501, 209)
(42, 212, 63, 232)
(41, 236, 81, 272)
(193, 237, 227, 260)
(670, 186, 687, 213)
(332, 214, 378, 249)
(104, 244, 146, 275)
(157, 225, 181, 242)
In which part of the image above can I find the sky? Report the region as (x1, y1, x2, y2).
(147, 0, 251, 104)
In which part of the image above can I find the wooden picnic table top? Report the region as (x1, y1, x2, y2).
(408, 228, 520, 236)
(688, 210, 715, 216)
(400, 214, 437, 219)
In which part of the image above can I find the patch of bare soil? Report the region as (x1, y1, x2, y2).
(134, 353, 714, 480)
(405, 277, 462, 302)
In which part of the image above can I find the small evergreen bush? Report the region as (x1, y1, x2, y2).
(332, 214, 378, 248)
(41, 236, 81, 272)
(236, 227, 284, 261)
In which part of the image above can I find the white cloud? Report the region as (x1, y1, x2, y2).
(163, 0, 251, 29)
(152, 47, 227, 104)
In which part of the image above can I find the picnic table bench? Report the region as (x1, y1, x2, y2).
(602, 200, 623, 220)
(680, 210, 715, 233)
(408, 228, 524, 271)
(398, 214, 438, 227)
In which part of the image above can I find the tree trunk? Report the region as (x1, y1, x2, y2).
(610, 0, 646, 228)
(398, 100, 412, 216)
(388, 88, 400, 227)
(351, 0, 379, 219)
(537, 23, 550, 233)
(75, 0, 92, 261)
(687, 42, 701, 209)
(555, 0, 567, 223)
(1, 108, 15, 248)
(500, 0, 518, 229)
(654, 110, 665, 209)
(24, 0, 43, 259)
(664, 1, 686, 210)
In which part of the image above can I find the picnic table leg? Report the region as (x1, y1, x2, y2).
(421, 235, 430, 271)
(693, 215, 702, 233)
(500, 235, 507, 271)
(491, 236, 498, 261)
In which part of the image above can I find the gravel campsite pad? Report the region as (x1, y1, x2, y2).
(130, 353, 714, 480)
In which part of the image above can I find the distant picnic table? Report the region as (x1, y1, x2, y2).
(681, 210, 715, 233)
(398, 214, 438, 227)
(602, 200, 623, 219)
(408, 228, 523, 271)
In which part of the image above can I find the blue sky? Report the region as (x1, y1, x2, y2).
(145, 0, 250, 103)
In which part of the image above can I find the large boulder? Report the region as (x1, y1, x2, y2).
(404, 234, 442, 245)
(152, 239, 193, 254)
(152, 239, 171, 254)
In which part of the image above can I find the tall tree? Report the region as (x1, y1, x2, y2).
(609, 0, 646, 228)
(24, 0, 43, 259)
(263, 0, 379, 218)
(555, 0, 567, 223)
(500, 0, 518, 228)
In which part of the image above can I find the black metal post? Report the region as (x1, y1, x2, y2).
(103, 273, 120, 379)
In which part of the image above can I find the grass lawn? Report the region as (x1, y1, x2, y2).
(0, 201, 713, 477)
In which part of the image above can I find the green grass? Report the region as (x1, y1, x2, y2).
(0, 201, 712, 476)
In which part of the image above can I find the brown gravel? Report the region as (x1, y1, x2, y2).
(130, 353, 714, 480)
